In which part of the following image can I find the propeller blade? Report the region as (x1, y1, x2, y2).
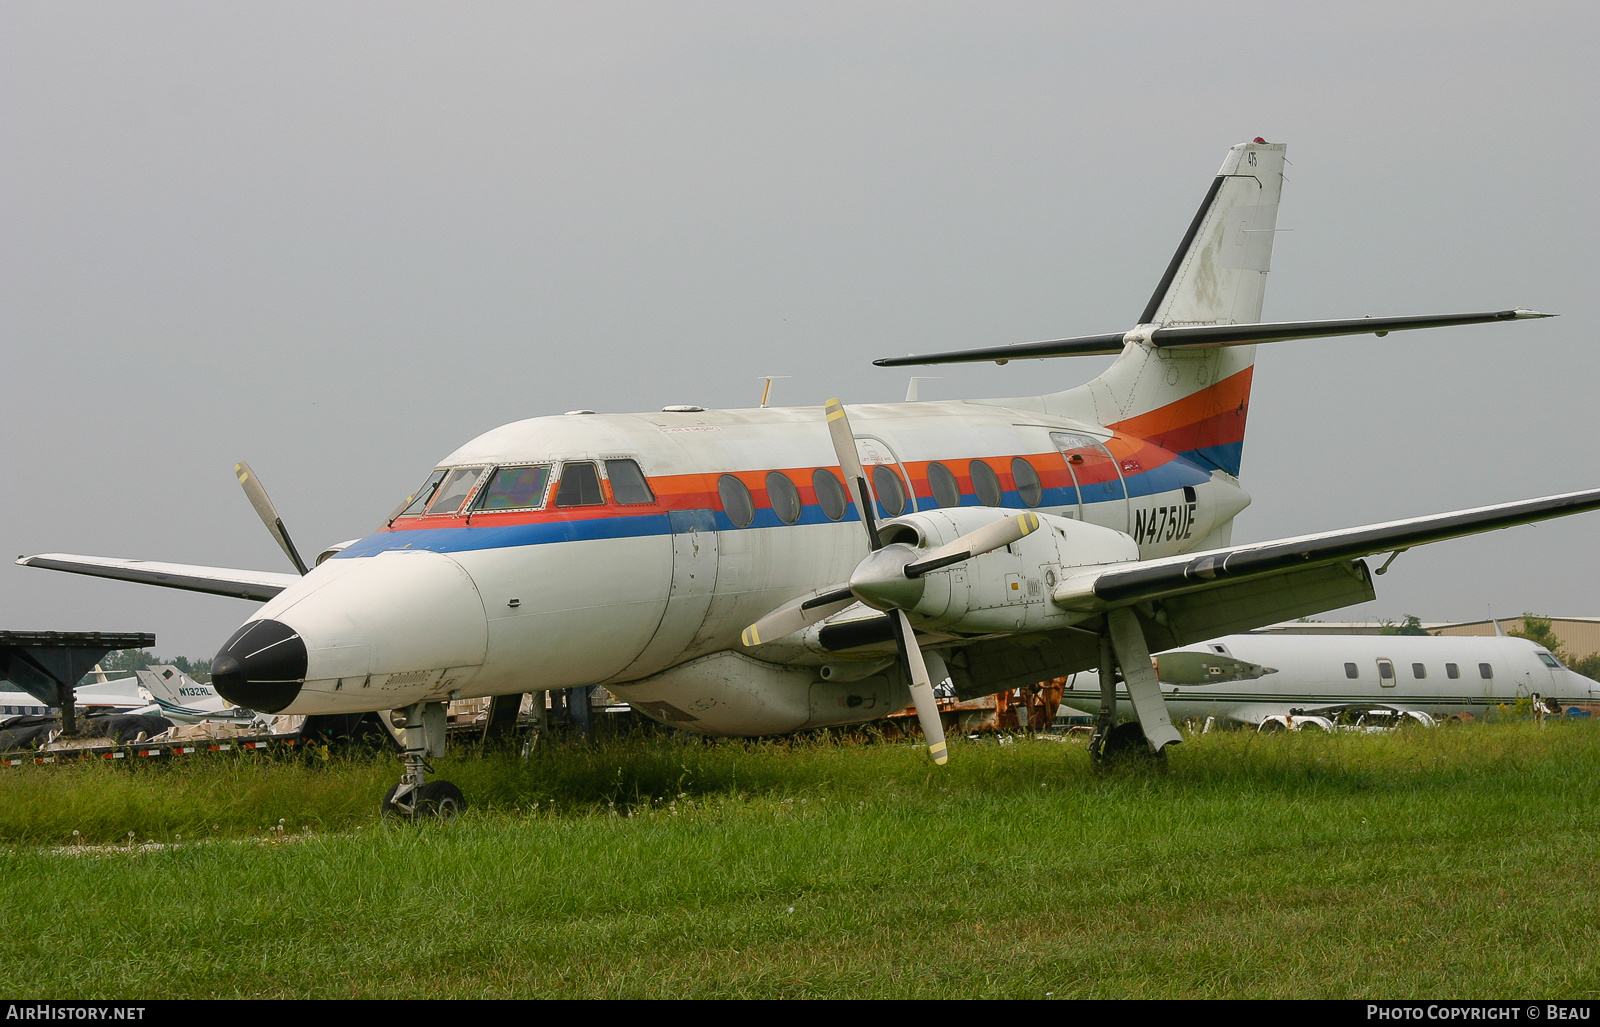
(824, 398, 882, 551)
(890, 609, 948, 765)
(235, 462, 310, 576)
(742, 587, 855, 646)
(904, 512, 1041, 577)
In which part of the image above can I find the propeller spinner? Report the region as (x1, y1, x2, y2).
(742, 399, 1040, 765)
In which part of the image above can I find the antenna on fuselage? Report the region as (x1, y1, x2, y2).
(905, 377, 941, 402)
(758, 376, 791, 408)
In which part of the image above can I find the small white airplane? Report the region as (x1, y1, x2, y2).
(1063, 634, 1600, 736)
(21, 139, 1600, 815)
(0, 665, 266, 730)
(131, 665, 273, 727)
(0, 674, 146, 725)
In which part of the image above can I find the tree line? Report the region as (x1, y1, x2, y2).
(99, 649, 212, 683)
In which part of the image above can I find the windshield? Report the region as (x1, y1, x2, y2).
(474, 465, 552, 511)
(425, 466, 487, 515)
(397, 469, 447, 517)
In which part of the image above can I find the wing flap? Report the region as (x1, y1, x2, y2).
(17, 554, 298, 601)
(1055, 487, 1600, 611)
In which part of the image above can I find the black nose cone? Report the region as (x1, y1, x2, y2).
(212, 619, 306, 713)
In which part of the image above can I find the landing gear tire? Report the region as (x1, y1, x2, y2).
(381, 783, 407, 819)
(415, 780, 466, 819)
(381, 780, 467, 821)
(1093, 721, 1167, 770)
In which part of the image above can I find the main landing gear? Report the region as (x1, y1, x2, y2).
(381, 701, 467, 820)
(1087, 608, 1181, 770)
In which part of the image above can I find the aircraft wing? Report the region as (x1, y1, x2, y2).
(1053, 487, 1600, 611)
(15, 554, 298, 601)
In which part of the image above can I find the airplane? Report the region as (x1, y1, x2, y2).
(0, 674, 146, 725)
(1061, 634, 1600, 733)
(0, 665, 269, 734)
(19, 139, 1600, 817)
(131, 664, 277, 728)
(0, 671, 165, 749)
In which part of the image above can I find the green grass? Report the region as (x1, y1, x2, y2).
(1, 722, 1598, 998)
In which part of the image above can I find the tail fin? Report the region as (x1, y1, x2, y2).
(136, 666, 229, 714)
(1141, 140, 1286, 327)
(1049, 140, 1287, 479)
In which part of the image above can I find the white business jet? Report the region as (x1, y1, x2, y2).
(21, 140, 1600, 816)
(1077, 635, 1600, 731)
(0, 665, 267, 729)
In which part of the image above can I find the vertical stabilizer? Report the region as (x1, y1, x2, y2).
(1142, 140, 1286, 327)
(136, 666, 229, 714)
(1030, 140, 1287, 481)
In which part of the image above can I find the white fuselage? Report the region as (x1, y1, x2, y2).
(241, 397, 1251, 732)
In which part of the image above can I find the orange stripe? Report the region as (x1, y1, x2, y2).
(383, 438, 1200, 533)
(1110, 366, 1254, 445)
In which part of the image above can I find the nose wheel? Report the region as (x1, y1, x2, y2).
(383, 777, 467, 819)
(381, 701, 467, 820)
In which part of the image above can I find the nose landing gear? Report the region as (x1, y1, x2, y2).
(381, 701, 467, 820)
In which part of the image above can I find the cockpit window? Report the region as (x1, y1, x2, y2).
(398, 469, 447, 517)
(426, 466, 487, 515)
(605, 459, 655, 505)
(474, 465, 552, 511)
(1538, 652, 1564, 669)
(556, 462, 604, 507)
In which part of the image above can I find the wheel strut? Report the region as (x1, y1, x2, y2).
(381, 700, 466, 820)
(1087, 633, 1118, 764)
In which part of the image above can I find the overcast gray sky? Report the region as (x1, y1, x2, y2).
(3, 1, 1596, 658)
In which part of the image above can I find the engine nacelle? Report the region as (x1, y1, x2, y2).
(609, 650, 911, 735)
(875, 508, 1138, 635)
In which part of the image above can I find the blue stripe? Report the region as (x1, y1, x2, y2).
(1182, 442, 1244, 478)
(1121, 457, 1212, 498)
(336, 462, 1215, 559)
(338, 514, 675, 557)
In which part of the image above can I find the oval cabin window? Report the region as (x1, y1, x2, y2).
(766, 471, 802, 525)
(927, 462, 961, 509)
(719, 475, 755, 528)
(1011, 457, 1043, 508)
(871, 464, 908, 517)
(969, 460, 1002, 507)
(813, 469, 847, 521)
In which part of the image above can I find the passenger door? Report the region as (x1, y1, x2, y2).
(1051, 432, 1128, 532)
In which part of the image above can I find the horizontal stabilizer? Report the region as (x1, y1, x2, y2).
(873, 309, 1553, 367)
(16, 554, 298, 601)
